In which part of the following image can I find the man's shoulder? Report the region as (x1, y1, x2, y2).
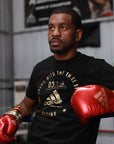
(39, 55, 54, 64)
(79, 52, 104, 63)
(77, 52, 106, 70)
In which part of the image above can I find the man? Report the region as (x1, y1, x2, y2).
(0, 6, 114, 144)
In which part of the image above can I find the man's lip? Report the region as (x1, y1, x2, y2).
(51, 39, 61, 43)
(50, 39, 62, 46)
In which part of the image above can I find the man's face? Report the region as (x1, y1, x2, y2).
(48, 13, 77, 54)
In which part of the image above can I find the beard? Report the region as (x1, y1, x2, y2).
(50, 48, 64, 54)
(50, 45, 66, 54)
(49, 37, 64, 54)
(49, 37, 76, 55)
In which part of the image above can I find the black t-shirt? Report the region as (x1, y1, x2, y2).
(26, 52, 114, 144)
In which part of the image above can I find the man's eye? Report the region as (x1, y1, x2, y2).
(49, 26, 54, 30)
(61, 26, 67, 30)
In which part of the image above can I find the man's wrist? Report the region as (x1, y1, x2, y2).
(5, 106, 24, 123)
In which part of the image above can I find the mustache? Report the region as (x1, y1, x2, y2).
(49, 37, 63, 43)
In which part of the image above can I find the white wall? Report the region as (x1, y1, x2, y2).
(13, 0, 51, 79)
(13, 29, 51, 79)
(79, 21, 114, 66)
(0, 0, 14, 113)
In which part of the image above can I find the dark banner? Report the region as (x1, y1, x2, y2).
(25, 0, 113, 27)
(24, 0, 113, 48)
(77, 22, 100, 48)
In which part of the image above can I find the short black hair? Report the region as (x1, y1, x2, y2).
(50, 6, 82, 29)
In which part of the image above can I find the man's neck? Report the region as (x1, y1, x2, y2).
(54, 49, 77, 60)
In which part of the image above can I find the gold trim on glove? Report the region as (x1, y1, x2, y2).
(5, 106, 24, 123)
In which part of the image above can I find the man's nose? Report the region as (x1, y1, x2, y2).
(52, 28, 61, 37)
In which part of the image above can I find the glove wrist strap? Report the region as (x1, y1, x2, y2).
(5, 106, 24, 123)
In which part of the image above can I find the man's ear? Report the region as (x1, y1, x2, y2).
(75, 29, 83, 42)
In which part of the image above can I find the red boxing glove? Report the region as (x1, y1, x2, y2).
(0, 106, 24, 144)
(71, 85, 114, 124)
(0, 114, 18, 144)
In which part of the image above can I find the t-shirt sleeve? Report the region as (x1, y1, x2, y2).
(100, 60, 114, 90)
(26, 66, 38, 99)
